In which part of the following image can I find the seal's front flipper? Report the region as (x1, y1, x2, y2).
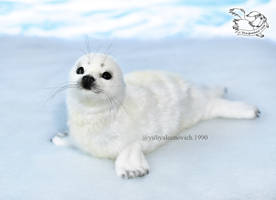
(51, 132, 73, 147)
(115, 143, 150, 179)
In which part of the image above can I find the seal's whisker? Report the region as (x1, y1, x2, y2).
(102, 43, 113, 64)
(85, 35, 92, 54)
(43, 82, 78, 90)
(105, 94, 114, 115)
(47, 84, 79, 101)
(79, 49, 88, 57)
(110, 95, 130, 118)
(95, 87, 121, 117)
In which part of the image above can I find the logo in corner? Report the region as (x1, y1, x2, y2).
(229, 8, 269, 38)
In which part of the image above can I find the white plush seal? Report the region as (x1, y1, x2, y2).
(52, 53, 260, 178)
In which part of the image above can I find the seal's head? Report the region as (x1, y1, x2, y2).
(69, 53, 125, 105)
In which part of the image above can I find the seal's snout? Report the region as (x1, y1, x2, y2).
(81, 75, 95, 90)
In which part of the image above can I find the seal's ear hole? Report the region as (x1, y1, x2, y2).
(76, 67, 84, 74)
(101, 71, 112, 80)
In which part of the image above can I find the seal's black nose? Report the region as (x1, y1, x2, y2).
(81, 75, 95, 90)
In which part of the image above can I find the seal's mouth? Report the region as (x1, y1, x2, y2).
(79, 82, 103, 94)
(92, 87, 103, 94)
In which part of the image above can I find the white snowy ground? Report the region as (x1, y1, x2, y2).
(0, 36, 276, 200)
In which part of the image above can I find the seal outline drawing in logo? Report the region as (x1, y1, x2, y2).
(229, 8, 269, 38)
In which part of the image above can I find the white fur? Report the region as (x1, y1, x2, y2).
(52, 53, 260, 178)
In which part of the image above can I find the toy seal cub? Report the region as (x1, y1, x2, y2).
(52, 53, 260, 178)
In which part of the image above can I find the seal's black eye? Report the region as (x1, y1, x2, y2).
(76, 67, 84, 74)
(101, 72, 112, 80)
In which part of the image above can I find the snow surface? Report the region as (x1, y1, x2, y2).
(1, 36, 276, 200)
